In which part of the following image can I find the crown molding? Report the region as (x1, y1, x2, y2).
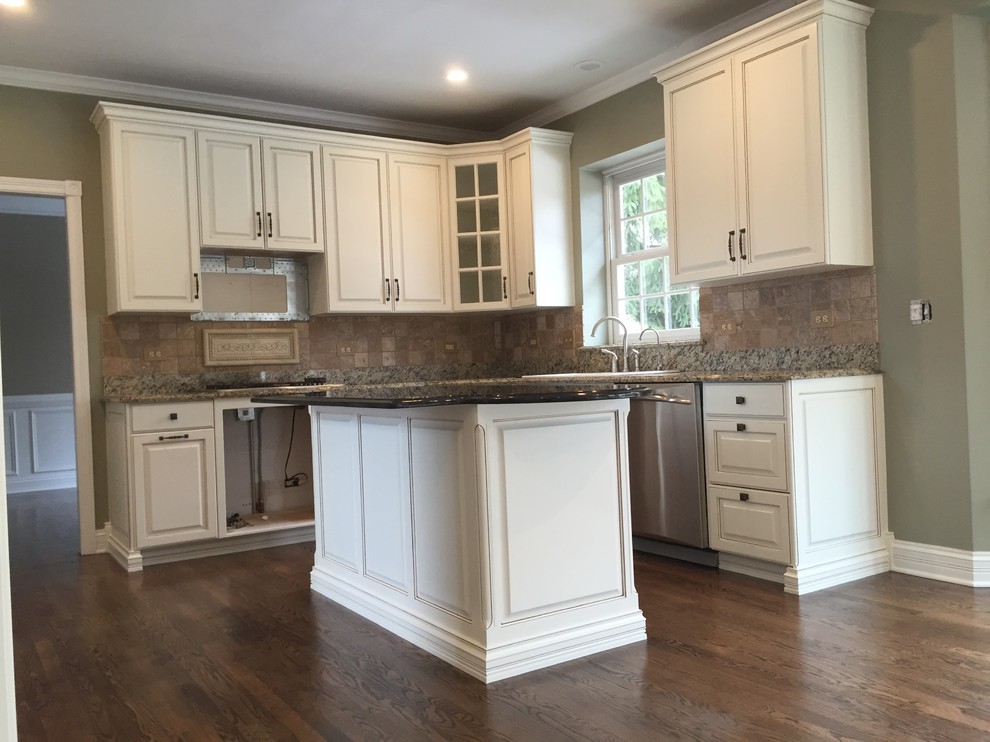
(494, 0, 796, 137)
(0, 65, 488, 144)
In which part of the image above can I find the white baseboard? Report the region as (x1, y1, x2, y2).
(140, 526, 315, 568)
(94, 527, 108, 554)
(783, 547, 891, 595)
(891, 540, 990, 588)
(718, 553, 786, 584)
(105, 525, 143, 572)
(311, 565, 646, 683)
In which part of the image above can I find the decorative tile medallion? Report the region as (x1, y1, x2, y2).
(203, 329, 300, 366)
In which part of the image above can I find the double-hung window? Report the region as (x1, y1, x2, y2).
(605, 149, 699, 342)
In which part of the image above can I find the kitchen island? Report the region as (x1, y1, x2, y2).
(254, 382, 647, 682)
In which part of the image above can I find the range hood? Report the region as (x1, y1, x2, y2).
(192, 255, 309, 321)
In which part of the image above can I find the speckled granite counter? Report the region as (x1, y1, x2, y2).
(519, 368, 878, 384)
(251, 381, 648, 409)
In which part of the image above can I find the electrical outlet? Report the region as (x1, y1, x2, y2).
(444, 342, 457, 351)
(338, 345, 353, 354)
(811, 309, 835, 327)
(145, 348, 164, 360)
(718, 320, 736, 335)
(529, 338, 538, 346)
(562, 332, 574, 345)
(284, 477, 301, 488)
(910, 299, 933, 324)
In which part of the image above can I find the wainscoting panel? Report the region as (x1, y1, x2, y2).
(3, 394, 77, 493)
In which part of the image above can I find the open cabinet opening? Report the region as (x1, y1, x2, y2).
(218, 403, 314, 537)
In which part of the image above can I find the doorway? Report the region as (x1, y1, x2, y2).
(0, 178, 96, 554)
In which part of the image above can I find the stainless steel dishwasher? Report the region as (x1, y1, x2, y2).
(628, 383, 708, 550)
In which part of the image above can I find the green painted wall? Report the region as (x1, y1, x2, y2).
(866, 2, 990, 551)
(0, 86, 108, 526)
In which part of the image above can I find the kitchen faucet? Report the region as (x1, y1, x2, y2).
(591, 316, 629, 372)
(639, 328, 663, 371)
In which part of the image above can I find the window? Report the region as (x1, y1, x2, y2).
(605, 149, 699, 342)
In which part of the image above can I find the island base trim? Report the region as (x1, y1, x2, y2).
(311, 565, 646, 683)
(719, 544, 892, 595)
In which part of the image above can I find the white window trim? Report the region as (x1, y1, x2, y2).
(602, 143, 700, 346)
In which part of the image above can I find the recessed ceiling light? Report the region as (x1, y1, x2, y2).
(0, 0, 27, 8)
(575, 60, 605, 72)
(446, 68, 469, 84)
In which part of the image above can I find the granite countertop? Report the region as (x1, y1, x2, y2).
(103, 368, 879, 404)
(250, 381, 649, 409)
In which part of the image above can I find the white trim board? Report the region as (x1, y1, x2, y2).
(891, 540, 990, 588)
(0, 177, 97, 558)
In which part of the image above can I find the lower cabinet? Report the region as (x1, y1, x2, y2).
(704, 376, 889, 594)
(131, 429, 217, 549)
(105, 399, 314, 571)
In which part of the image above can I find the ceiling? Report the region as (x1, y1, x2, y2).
(0, 0, 787, 140)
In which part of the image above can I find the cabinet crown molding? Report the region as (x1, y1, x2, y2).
(654, 0, 874, 83)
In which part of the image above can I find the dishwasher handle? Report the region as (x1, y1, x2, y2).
(637, 393, 693, 405)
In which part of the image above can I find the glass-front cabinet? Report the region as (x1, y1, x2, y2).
(449, 155, 509, 310)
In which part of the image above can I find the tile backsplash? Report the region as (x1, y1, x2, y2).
(101, 267, 877, 379)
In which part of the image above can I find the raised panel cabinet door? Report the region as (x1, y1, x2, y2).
(388, 153, 451, 312)
(664, 58, 739, 284)
(322, 148, 390, 311)
(111, 122, 201, 312)
(196, 131, 265, 249)
(735, 24, 825, 274)
(262, 138, 325, 253)
(506, 143, 536, 308)
(131, 429, 217, 549)
(705, 419, 789, 492)
(708, 484, 792, 564)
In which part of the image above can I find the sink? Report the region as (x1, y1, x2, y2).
(523, 370, 685, 380)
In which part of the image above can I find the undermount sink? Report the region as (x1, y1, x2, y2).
(523, 370, 685, 380)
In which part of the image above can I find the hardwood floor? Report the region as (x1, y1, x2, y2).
(8, 494, 990, 741)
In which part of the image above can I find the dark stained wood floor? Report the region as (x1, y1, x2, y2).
(8, 489, 990, 741)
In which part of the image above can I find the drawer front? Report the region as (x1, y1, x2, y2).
(708, 484, 792, 565)
(706, 419, 788, 491)
(131, 401, 214, 433)
(704, 383, 785, 417)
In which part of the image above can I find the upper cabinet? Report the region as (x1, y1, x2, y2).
(92, 103, 574, 315)
(313, 147, 449, 314)
(504, 131, 574, 309)
(449, 154, 510, 311)
(657, 0, 874, 286)
(93, 110, 202, 314)
(197, 131, 324, 253)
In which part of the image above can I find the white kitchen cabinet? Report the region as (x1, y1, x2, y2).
(104, 398, 314, 571)
(704, 376, 888, 594)
(93, 111, 202, 313)
(314, 147, 449, 313)
(131, 429, 217, 549)
(449, 154, 510, 311)
(657, 0, 874, 285)
(308, 397, 643, 682)
(504, 130, 575, 308)
(197, 131, 324, 253)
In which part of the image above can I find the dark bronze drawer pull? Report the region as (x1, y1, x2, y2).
(169, 413, 178, 420)
(159, 433, 189, 441)
(739, 492, 750, 502)
(735, 396, 745, 405)
(736, 423, 746, 432)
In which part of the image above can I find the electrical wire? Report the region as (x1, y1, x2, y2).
(284, 406, 309, 486)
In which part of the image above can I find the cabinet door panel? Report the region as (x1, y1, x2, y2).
(263, 139, 325, 252)
(112, 123, 201, 312)
(197, 131, 264, 249)
(706, 419, 788, 491)
(664, 59, 738, 284)
(360, 416, 411, 591)
(506, 143, 536, 307)
(132, 430, 217, 548)
(708, 484, 792, 564)
(323, 148, 389, 310)
(389, 153, 450, 312)
(736, 25, 825, 273)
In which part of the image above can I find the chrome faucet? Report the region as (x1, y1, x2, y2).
(591, 316, 629, 372)
(639, 328, 662, 371)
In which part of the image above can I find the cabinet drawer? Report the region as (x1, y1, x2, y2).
(704, 383, 785, 417)
(708, 484, 792, 565)
(131, 402, 214, 433)
(706, 419, 788, 491)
